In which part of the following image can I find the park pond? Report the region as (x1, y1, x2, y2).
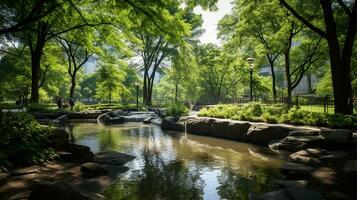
(66, 122, 285, 200)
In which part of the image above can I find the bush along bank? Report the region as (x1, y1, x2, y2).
(0, 112, 56, 169)
(0, 112, 136, 200)
(198, 102, 357, 129)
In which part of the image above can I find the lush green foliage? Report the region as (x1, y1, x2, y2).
(166, 103, 189, 116)
(73, 102, 85, 112)
(84, 103, 137, 111)
(26, 103, 58, 113)
(0, 113, 56, 168)
(198, 102, 357, 128)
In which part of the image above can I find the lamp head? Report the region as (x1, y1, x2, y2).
(246, 57, 254, 65)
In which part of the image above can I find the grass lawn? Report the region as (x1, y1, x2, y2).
(300, 105, 335, 114)
(300, 105, 357, 114)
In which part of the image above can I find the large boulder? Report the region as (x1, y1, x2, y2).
(28, 182, 100, 200)
(280, 162, 314, 178)
(320, 129, 352, 145)
(97, 110, 128, 124)
(275, 180, 308, 188)
(289, 130, 320, 137)
(185, 117, 216, 136)
(97, 115, 124, 125)
(80, 162, 108, 178)
(94, 151, 135, 166)
(269, 136, 326, 153)
(289, 149, 327, 165)
(246, 124, 291, 146)
(124, 112, 157, 122)
(68, 111, 103, 119)
(161, 116, 184, 131)
(49, 128, 70, 149)
(143, 117, 155, 124)
(151, 118, 163, 126)
(66, 144, 94, 163)
(211, 120, 250, 141)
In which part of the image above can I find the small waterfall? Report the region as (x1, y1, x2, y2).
(184, 121, 187, 139)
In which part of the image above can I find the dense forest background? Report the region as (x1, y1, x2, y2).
(0, 0, 356, 114)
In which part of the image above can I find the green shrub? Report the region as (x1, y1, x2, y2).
(0, 113, 56, 168)
(262, 112, 278, 124)
(27, 103, 57, 112)
(198, 104, 241, 118)
(326, 114, 354, 129)
(0, 103, 19, 109)
(73, 102, 86, 112)
(166, 103, 189, 116)
(197, 103, 357, 129)
(242, 102, 263, 117)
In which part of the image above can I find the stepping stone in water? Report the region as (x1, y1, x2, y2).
(275, 180, 309, 188)
(94, 151, 135, 166)
(80, 162, 108, 178)
(280, 162, 314, 178)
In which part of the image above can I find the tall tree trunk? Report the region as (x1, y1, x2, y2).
(30, 51, 41, 103)
(69, 75, 76, 99)
(267, 55, 277, 100)
(143, 71, 149, 105)
(175, 83, 178, 103)
(109, 88, 112, 105)
(329, 47, 353, 114)
(284, 50, 293, 107)
(147, 78, 153, 106)
(30, 22, 48, 103)
(307, 74, 312, 93)
(280, 0, 356, 114)
(320, 0, 354, 114)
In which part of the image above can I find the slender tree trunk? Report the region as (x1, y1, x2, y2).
(143, 71, 148, 105)
(109, 88, 112, 105)
(69, 75, 76, 99)
(175, 83, 178, 103)
(307, 74, 312, 93)
(267, 55, 277, 100)
(284, 50, 293, 107)
(30, 22, 48, 103)
(30, 51, 41, 103)
(147, 79, 153, 106)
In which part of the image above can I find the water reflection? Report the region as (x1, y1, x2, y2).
(67, 123, 283, 200)
(105, 149, 205, 200)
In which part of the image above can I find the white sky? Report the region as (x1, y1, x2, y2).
(194, 0, 234, 45)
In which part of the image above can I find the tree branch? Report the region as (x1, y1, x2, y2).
(336, 0, 352, 17)
(280, 0, 327, 38)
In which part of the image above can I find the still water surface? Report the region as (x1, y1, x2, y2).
(66, 123, 284, 200)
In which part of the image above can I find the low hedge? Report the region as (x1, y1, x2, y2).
(198, 102, 357, 129)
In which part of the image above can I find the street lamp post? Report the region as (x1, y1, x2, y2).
(135, 82, 140, 109)
(247, 57, 254, 101)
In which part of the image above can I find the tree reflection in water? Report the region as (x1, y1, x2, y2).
(104, 148, 205, 200)
(217, 167, 280, 200)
